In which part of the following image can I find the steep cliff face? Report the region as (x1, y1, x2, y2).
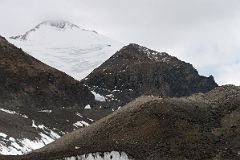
(0, 36, 94, 154)
(83, 43, 218, 108)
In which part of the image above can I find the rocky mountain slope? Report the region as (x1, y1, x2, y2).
(0, 36, 96, 154)
(83, 43, 218, 109)
(8, 20, 218, 109)
(9, 20, 121, 80)
(0, 33, 219, 156)
(4, 85, 239, 160)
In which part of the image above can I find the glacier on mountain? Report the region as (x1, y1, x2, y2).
(9, 20, 122, 80)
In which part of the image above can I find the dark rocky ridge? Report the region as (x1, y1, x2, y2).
(83, 43, 218, 108)
(4, 85, 240, 160)
(0, 36, 94, 141)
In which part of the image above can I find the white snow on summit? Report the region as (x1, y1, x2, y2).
(9, 20, 122, 80)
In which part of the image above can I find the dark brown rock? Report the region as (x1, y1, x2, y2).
(83, 43, 218, 108)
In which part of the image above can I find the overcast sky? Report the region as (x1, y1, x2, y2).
(1, 0, 240, 85)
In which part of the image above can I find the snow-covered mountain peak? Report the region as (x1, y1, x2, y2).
(8, 20, 122, 80)
(9, 20, 98, 41)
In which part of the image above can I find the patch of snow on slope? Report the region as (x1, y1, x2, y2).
(84, 104, 91, 109)
(0, 133, 41, 155)
(0, 108, 17, 114)
(91, 91, 106, 102)
(0, 133, 7, 138)
(0, 108, 28, 118)
(32, 120, 60, 140)
(0, 121, 61, 155)
(0, 135, 53, 155)
(76, 112, 83, 118)
(38, 110, 52, 113)
(9, 20, 122, 80)
(73, 121, 89, 128)
(73, 121, 83, 127)
(63, 151, 132, 160)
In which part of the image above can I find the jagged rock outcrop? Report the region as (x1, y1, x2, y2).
(83, 43, 218, 108)
(5, 85, 240, 160)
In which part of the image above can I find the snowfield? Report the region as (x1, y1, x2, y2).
(9, 20, 122, 80)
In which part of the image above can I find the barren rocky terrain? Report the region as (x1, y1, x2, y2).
(2, 85, 239, 160)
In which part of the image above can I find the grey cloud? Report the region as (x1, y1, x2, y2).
(0, 0, 240, 85)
